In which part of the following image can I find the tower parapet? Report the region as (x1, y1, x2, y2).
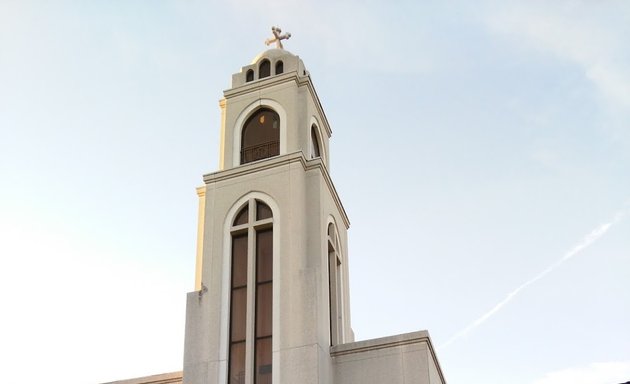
(232, 49, 308, 87)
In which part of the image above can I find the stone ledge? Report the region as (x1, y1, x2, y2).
(330, 331, 431, 357)
(101, 371, 182, 384)
(330, 331, 447, 384)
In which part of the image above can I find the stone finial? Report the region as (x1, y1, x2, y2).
(265, 26, 291, 49)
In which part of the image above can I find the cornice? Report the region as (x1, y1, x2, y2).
(101, 371, 182, 384)
(202, 152, 350, 228)
(223, 72, 300, 98)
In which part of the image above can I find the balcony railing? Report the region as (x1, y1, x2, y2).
(241, 141, 280, 164)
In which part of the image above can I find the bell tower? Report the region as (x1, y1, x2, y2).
(217, 48, 331, 171)
(182, 29, 447, 384)
(183, 36, 352, 384)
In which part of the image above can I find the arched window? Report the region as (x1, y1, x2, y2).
(229, 200, 274, 384)
(246, 69, 254, 82)
(259, 59, 271, 78)
(275, 61, 283, 75)
(310, 125, 321, 159)
(241, 108, 280, 164)
(328, 222, 343, 345)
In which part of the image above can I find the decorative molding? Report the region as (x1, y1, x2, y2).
(331, 332, 430, 357)
(202, 152, 350, 228)
(102, 371, 182, 384)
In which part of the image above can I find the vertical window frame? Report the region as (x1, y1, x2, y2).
(228, 199, 274, 384)
(310, 124, 322, 159)
(327, 222, 344, 346)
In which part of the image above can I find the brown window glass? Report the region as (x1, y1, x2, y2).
(275, 61, 283, 75)
(229, 341, 246, 384)
(259, 59, 271, 78)
(241, 109, 280, 164)
(246, 69, 254, 82)
(256, 282, 272, 336)
(311, 126, 321, 158)
(255, 337, 272, 384)
(231, 288, 247, 341)
(256, 230, 273, 283)
(234, 205, 249, 226)
(255, 227, 273, 384)
(256, 201, 272, 221)
(232, 235, 248, 288)
(229, 234, 248, 384)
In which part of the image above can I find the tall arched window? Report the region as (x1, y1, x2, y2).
(310, 125, 321, 159)
(259, 59, 271, 78)
(328, 223, 343, 345)
(241, 109, 280, 164)
(229, 200, 274, 384)
(246, 69, 254, 82)
(275, 61, 283, 75)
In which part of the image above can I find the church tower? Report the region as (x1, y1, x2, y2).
(183, 42, 352, 384)
(182, 30, 446, 384)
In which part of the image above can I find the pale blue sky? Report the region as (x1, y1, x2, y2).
(1, 1, 629, 384)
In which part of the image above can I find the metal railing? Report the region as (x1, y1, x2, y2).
(241, 141, 280, 164)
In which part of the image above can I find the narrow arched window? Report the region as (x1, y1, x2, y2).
(275, 61, 283, 75)
(246, 69, 254, 82)
(259, 59, 271, 78)
(241, 108, 280, 164)
(310, 125, 321, 159)
(229, 200, 274, 384)
(328, 223, 343, 345)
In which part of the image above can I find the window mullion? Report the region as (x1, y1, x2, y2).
(336, 252, 343, 343)
(245, 224, 256, 384)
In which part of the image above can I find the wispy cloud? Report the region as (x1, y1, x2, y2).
(531, 361, 630, 384)
(440, 202, 629, 348)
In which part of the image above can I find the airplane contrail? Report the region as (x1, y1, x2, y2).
(440, 203, 629, 349)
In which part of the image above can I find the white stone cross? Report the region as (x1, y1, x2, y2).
(265, 26, 291, 49)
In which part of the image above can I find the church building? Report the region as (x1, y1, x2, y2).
(106, 30, 447, 384)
